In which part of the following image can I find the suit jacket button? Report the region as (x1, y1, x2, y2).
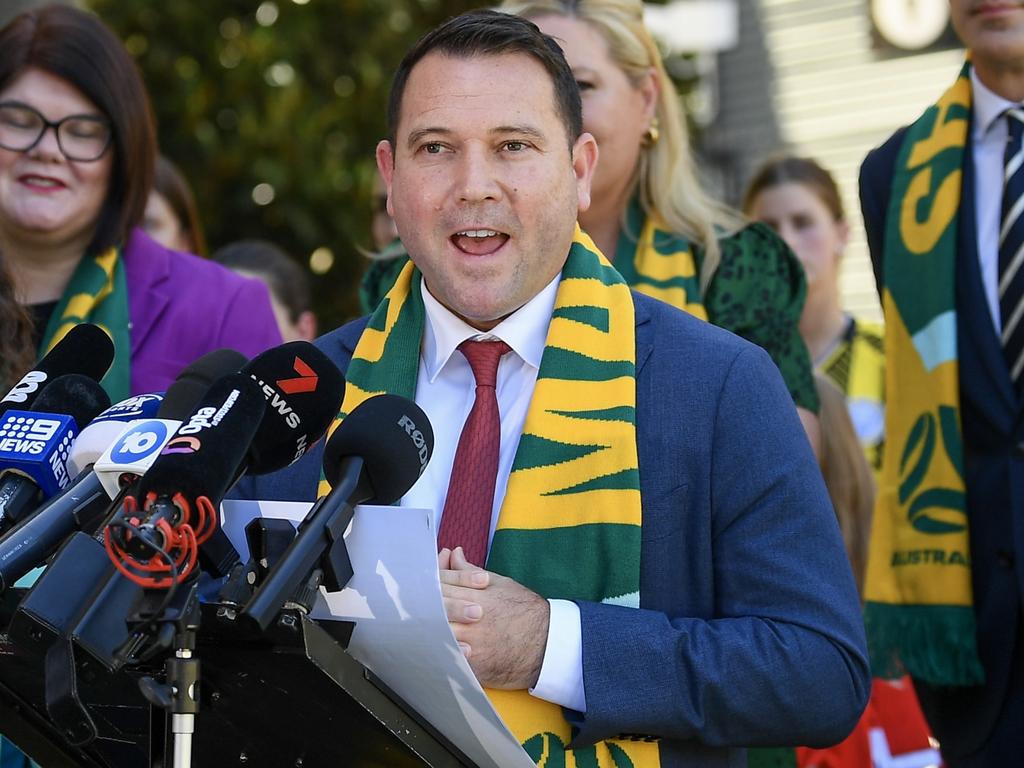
(997, 549, 1015, 568)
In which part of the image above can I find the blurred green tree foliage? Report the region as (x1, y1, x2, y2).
(87, 0, 478, 328)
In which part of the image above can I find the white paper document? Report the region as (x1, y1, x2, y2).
(220, 500, 536, 768)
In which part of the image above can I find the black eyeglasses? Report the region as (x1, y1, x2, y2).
(0, 101, 112, 162)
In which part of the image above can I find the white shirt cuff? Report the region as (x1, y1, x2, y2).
(528, 598, 586, 712)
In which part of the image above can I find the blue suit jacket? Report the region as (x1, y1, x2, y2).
(861, 127, 1024, 762)
(243, 291, 870, 767)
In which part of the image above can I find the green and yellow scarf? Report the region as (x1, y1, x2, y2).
(38, 247, 131, 402)
(863, 60, 985, 686)
(613, 198, 707, 321)
(321, 227, 659, 767)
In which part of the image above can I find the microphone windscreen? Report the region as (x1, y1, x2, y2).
(1, 324, 115, 417)
(135, 373, 266, 507)
(67, 393, 164, 476)
(31, 374, 112, 428)
(241, 342, 345, 474)
(322, 394, 433, 505)
(157, 349, 248, 421)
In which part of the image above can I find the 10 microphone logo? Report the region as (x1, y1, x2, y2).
(110, 421, 170, 464)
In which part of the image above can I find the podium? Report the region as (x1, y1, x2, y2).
(0, 593, 473, 768)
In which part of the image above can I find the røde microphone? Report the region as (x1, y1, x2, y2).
(240, 341, 345, 474)
(0, 375, 111, 532)
(0, 323, 115, 418)
(241, 394, 433, 632)
(105, 373, 267, 588)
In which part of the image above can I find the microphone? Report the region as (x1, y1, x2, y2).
(241, 341, 345, 474)
(0, 324, 114, 418)
(241, 394, 433, 632)
(66, 393, 164, 477)
(0, 375, 110, 532)
(91, 350, 249, 499)
(0, 394, 163, 593)
(5, 350, 250, 656)
(105, 373, 267, 588)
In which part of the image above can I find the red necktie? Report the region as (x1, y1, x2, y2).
(437, 339, 511, 566)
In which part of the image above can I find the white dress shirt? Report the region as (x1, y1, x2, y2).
(401, 275, 587, 712)
(972, 68, 1017, 333)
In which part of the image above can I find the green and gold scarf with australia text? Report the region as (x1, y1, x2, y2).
(37, 246, 131, 402)
(320, 226, 659, 767)
(863, 60, 984, 686)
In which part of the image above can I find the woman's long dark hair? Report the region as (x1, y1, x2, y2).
(0, 257, 35, 391)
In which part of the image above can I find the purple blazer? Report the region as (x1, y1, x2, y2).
(123, 228, 282, 395)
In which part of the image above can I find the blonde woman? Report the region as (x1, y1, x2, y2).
(498, 0, 819, 442)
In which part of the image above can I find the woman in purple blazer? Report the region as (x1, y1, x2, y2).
(0, 5, 280, 401)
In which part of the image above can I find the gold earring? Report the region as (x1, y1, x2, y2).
(644, 117, 660, 146)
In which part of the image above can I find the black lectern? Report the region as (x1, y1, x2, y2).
(0, 593, 473, 768)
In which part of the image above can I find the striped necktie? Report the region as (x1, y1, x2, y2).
(999, 106, 1024, 391)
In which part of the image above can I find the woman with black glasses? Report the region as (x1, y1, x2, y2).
(0, 4, 281, 398)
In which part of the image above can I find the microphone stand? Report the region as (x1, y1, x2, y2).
(134, 581, 201, 768)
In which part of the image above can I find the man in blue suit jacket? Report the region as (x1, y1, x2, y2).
(859, 3, 1024, 764)
(248, 11, 868, 766)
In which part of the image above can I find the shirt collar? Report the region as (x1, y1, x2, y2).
(420, 273, 560, 383)
(972, 67, 1019, 141)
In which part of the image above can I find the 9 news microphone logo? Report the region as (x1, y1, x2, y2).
(0, 414, 64, 455)
(0, 411, 77, 493)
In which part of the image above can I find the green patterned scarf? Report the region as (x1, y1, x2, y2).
(38, 247, 131, 402)
(613, 198, 707, 320)
(863, 60, 984, 686)
(321, 226, 660, 767)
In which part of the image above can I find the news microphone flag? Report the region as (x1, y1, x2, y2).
(240, 341, 345, 474)
(0, 374, 111, 499)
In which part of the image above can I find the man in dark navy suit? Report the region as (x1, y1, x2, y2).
(249, 10, 868, 766)
(860, 2, 1024, 764)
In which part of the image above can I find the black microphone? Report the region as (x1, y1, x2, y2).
(6, 351, 252, 658)
(0, 392, 163, 594)
(241, 341, 345, 474)
(0, 323, 115, 418)
(241, 394, 433, 632)
(157, 349, 248, 420)
(0, 375, 111, 532)
(105, 373, 267, 588)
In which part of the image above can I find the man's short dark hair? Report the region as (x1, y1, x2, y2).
(386, 10, 583, 148)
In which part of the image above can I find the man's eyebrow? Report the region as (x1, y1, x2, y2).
(491, 125, 545, 141)
(406, 127, 452, 149)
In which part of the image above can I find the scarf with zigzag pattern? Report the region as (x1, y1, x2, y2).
(320, 226, 659, 767)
